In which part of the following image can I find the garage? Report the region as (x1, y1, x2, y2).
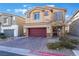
(69, 20, 79, 36)
(4, 29, 14, 37)
(28, 28, 46, 37)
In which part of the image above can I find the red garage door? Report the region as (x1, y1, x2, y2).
(28, 28, 46, 37)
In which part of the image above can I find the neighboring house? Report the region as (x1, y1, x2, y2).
(24, 6, 66, 38)
(68, 10, 79, 36)
(0, 13, 25, 37)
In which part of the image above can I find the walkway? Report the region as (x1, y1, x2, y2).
(72, 50, 79, 56)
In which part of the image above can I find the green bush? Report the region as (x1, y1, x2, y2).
(47, 39, 78, 49)
(59, 36, 79, 45)
(69, 39, 79, 45)
(60, 41, 76, 49)
(47, 43, 59, 49)
(0, 33, 7, 39)
(59, 36, 69, 41)
(47, 42, 75, 50)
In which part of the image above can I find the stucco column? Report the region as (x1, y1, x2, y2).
(40, 10, 45, 22)
(24, 26, 28, 37)
(47, 26, 52, 38)
(61, 25, 65, 37)
(61, 12, 65, 37)
(0, 22, 1, 33)
(26, 28, 28, 37)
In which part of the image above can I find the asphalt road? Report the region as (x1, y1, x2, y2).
(0, 51, 23, 56)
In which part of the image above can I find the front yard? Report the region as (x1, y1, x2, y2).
(0, 37, 76, 56)
(0, 32, 79, 56)
(47, 37, 79, 50)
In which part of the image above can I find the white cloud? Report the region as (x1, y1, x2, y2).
(6, 9, 11, 11)
(14, 8, 27, 14)
(66, 15, 69, 18)
(14, 6, 33, 15)
(27, 7, 33, 10)
(47, 5, 55, 7)
(23, 5, 27, 7)
(65, 15, 71, 21)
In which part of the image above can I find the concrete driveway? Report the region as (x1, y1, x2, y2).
(0, 37, 50, 50)
(0, 37, 75, 56)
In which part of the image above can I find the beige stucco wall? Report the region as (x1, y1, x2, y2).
(26, 9, 52, 23)
(24, 6, 66, 37)
(26, 7, 66, 24)
(16, 17, 26, 36)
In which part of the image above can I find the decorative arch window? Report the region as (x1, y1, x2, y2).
(34, 12, 40, 20)
(54, 12, 63, 21)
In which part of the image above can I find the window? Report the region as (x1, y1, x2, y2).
(44, 11, 49, 16)
(54, 12, 63, 21)
(34, 12, 40, 20)
(4, 17, 8, 23)
(10, 16, 13, 25)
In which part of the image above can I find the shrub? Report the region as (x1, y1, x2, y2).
(47, 35, 79, 50)
(59, 36, 69, 41)
(47, 39, 78, 49)
(69, 39, 79, 45)
(0, 33, 7, 39)
(59, 36, 79, 45)
(47, 42, 64, 50)
(60, 41, 76, 49)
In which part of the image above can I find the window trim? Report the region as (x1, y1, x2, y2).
(34, 12, 40, 20)
(3, 17, 9, 25)
(54, 12, 63, 21)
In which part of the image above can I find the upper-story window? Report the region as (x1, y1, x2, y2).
(54, 12, 63, 21)
(10, 16, 13, 25)
(44, 11, 49, 16)
(34, 12, 40, 20)
(3, 17, 8, 23)
(2, 17, 9, 26)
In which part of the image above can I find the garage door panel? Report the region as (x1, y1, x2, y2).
(28, 28, 46, 37)
(4, 29, 14, 37)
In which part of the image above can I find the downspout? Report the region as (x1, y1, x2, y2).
(0, 22, 1, 33)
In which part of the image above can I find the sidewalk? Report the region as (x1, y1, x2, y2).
(72, 50, 79, 56)
(67, 34, 79, 40)
(0, 45, 64, 56)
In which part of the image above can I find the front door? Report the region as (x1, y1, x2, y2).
(53, 27, 58, 36)
(53, 26, 62, 37)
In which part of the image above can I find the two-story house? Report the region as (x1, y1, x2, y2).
(0, 13, 25, 37)
(68, 10, 79, 36)
(24, 6, 66, 38)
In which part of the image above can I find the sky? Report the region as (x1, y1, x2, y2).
(0, 3, 79, 20)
